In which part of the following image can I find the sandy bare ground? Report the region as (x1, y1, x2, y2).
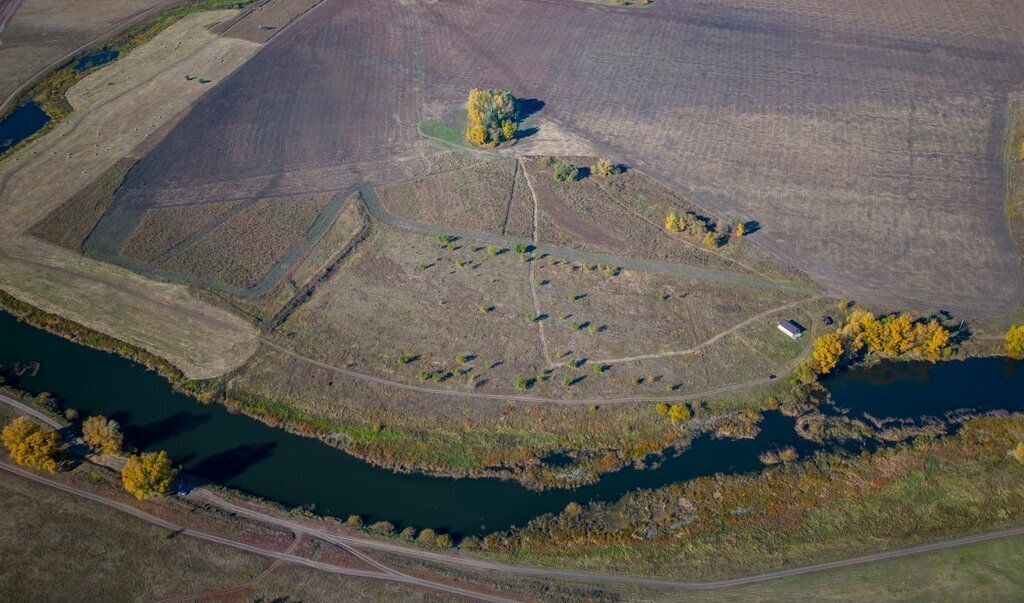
(117, 0, 1024, 315)
(0, 11, 261, 378)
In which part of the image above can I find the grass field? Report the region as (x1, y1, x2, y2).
(0, 10, 261, 378)
(481, 414, 1024, 582)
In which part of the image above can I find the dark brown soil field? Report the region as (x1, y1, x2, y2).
(112, 0, 1024, 315)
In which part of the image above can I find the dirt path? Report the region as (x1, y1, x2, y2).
(360, 189, 812, 294)
(554, 295, 820, 368)
(6, 380, 1024, 595)
(195, 487, 1024, 592)
(0, 461, 515, 603)
(521, 159, 554, 365)
(0, 0, 22, 46)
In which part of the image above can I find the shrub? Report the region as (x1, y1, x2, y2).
(368, 521, 396, 536)
(592, 158, 620, 176)
(121, 450, 175, 500)
(703, 231, 723, 249)
(346, 515, 364, 528)
(399, 526, 417, 540)
(1, 416, 61, 472)
(552, 161, 579, 182)
(416, 528, 437, 545)
(82, 415, 124, 455)
(667, 403, 691, 424)
(1013, 442, 1024, 464)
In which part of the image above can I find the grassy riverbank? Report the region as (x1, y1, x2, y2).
(478, 414, 1024, 581)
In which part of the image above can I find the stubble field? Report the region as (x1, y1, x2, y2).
(114, 0, 1024, 314)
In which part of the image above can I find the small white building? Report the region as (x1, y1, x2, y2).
(777, 319, 804, 340)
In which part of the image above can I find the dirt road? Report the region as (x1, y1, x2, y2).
(0, 461, 515, 602)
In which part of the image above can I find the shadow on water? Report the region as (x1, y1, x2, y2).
(123, 411, 210, 450)
(1, 309, 1022, 537)
(190, 442, 278, 483)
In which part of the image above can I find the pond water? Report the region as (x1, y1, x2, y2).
(1, 309, 1021, 536)
(825, 357, 1024, 421)
(0, 101, 49, 156)
(74, 48, 120, 72)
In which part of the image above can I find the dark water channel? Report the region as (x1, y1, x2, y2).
(0, 101, 49, 155)
(1, 310, 1021, 536)
(74, 48, 120, 72)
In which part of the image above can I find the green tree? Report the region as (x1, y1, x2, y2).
(553, 161, 579, 182)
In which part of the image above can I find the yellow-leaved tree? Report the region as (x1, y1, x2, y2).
(664, 213, 680, 232)
(466, 89, 517, 146)
(82, 415, 123, 456)
(1006, 325, 1024, 360)
(1, 416, 61, 472)
(121, 450, 175, 500)
(811, 332, 844, 374)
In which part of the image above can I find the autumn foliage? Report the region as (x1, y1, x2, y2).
(82, 415, 124, 455)
(466, 88, 518, 146)
(810, 332, 843, 374)
(1, 417, 62, 473)
(121, 450, 175, 500)
(1006, 325, 1024, 360)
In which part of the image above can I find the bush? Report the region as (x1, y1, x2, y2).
(667, 403, 691, 424)
(553, 161, 579, 182)
(1, 416, 62, 472)
(368, 521, 396, 536)
(345, 515, 364, 528)
(591, 158, 620, 176)
(415, 528, 437, 545)
(82, 415, 124, 455)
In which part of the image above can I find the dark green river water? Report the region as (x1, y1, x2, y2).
(2, 310, 1021, 536)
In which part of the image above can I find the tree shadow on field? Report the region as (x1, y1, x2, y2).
(125, 411, 210, 449)
(190, 442, 277, 483)
(517, 98, 544, 119)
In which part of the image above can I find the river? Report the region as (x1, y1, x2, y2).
(1, 309, 1021, 536)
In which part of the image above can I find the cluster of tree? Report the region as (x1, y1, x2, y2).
(1006, 325, 1024, 360)
(808, 308, 953, 376)
(121, 450, 175, 500)
(663, 210, 728, 249)
(465, 88, 518, 146)
(1, 416, 62, 472)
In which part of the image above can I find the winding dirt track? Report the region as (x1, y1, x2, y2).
(0, 460, 514, 602)
(3, 443, 1024, 596)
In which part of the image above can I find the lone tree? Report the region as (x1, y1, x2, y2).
(466, 88, 518, 146)
(1, 416, 62, 473)
(82, 415, 123, 455)
(122, 450, 176, 500)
